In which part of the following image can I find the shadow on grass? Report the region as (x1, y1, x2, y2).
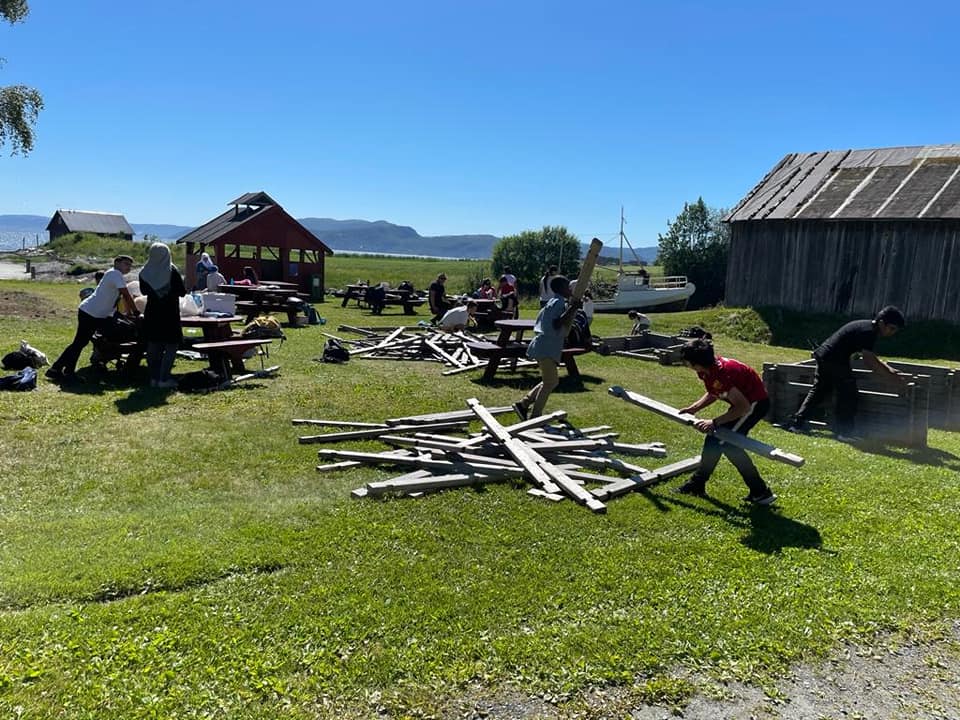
(469, 373, 606, 392)
(52, 366, 147, 396)
(846, 439, 960, 471)
(644, 491, 824, 555)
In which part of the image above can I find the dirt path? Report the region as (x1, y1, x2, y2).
(0, 260, 31, 280)
(439, 624, 960, 719)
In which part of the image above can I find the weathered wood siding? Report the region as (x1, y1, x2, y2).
(726, 220, 960, 322)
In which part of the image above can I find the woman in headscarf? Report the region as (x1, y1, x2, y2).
(140, 242, 187, 389)
(194, 251, 215, 291)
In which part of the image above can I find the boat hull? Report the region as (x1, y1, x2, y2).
(591, 284, 695, 314)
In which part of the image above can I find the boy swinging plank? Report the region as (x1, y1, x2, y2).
(609, 339, 804, 505)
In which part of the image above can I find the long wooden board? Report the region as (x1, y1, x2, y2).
(608, 386, 805, 468)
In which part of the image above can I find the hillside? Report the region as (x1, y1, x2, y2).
(0, 214, 659, 261)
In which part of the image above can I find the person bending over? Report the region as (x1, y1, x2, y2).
(785, 305, 906, 440)
(47, 255, 140, 382)
(675, 338, 776, 505)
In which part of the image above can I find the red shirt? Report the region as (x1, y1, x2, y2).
(697, 357, 768, 403)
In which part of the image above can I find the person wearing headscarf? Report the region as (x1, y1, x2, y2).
(140, 242, 187, 389)
(194, 251, 216, 291)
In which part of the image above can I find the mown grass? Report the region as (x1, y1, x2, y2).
(1, 267, 959, 718)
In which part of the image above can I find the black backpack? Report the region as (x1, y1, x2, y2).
(321, 338, 350, 363)
(566, 309, 591, 348)
(1, 350, 31, 371)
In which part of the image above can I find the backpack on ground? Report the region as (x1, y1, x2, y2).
(0, 367, 37, 391)
(2, 350, 31, 371)
(242, 315, 286, 342)
(320, 338, 350, 363)
(176, 368, 225, 393)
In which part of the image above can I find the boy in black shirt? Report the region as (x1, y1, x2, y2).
(785, 306, 906, 439)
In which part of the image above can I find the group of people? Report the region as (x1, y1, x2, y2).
(46, 246, 272, 390)
(431, 267, 522, 326)
(195, 252, 258, 292)
(510, 273, 907, 506)
(46, 244, 189, 388)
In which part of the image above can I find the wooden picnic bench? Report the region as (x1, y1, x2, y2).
(193, 338, 278, 379)
(234, 296, 305, 325)
(466, 341, 590, 382)
(339, 285, 426, 315)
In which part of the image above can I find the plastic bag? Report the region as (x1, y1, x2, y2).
(180, 293, 203, 316)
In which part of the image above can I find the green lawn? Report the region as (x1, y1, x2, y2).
(1, 270, 959, 718)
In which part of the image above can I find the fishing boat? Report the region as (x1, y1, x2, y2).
(590, 210, 695, 313)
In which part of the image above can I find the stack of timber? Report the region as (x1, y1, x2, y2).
(326, 324, 495, 373)
(763, 360, 929, 447)
(295, 401, 701, 514)
(595, 331, 685, 365)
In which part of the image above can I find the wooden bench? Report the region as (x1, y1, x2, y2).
(235, 297, 305, 325)
(466, 342, 590, 382)
(193, 339, 277, 378)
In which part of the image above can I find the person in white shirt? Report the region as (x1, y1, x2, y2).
(439, 301, 477, 331)
(538, 265, 558, 308)
(205, 265, 227, 292)
(46, 255, 140, 382)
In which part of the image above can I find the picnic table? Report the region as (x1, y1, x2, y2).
(339, 284, 426, 315)
(217, 284, 306, 324)
(465, 319, 591, 382)
(192, 338, 277, 378)
(179, 314, 243, 342)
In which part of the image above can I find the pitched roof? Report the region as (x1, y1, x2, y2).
(47, 210, 134, 235)
(176, 204, 272, 246)
(726, 144, 960, 222)
(176, 195, 332, 254)
(228, 191, 277, 207)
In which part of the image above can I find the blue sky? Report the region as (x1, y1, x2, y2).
(2, 0, 959, 245)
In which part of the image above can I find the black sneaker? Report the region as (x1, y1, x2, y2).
(743, 489, 777, 505)
(512, 402, 529, 421)
(781, 417, 807, 433)
(45, 367, 63, 381)
(675, 480, 707, 497)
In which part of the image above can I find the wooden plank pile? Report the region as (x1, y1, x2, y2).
(324, 324, 502, 374)
(850, 358, 960, 430)
(294, 401, 702, 513)
(595, 331, 686, 365)
(762, 360, 929, 446)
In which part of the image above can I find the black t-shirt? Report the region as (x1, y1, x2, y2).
(814, 319, 876, 364)
(428, 281, 445, 308)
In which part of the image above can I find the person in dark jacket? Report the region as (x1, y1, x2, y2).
(139, 243, 187, 389)
(785, 305, 906, 439)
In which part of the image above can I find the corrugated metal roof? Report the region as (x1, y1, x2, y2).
(47, 210, 134, 235)
(726, 144, 960, 222)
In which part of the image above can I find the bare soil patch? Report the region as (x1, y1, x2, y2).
(0, 289, 71, 320)
(434, 625, 960, 719)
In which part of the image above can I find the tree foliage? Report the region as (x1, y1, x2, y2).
(1, 0, 43, 155)
(491, 226, 582, 296)
(656, 198, 730, 309)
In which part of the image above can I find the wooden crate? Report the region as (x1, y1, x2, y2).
(763, 361, 929, 447)
(596, 331, 685, 365)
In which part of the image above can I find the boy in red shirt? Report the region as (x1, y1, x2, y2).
(675, 338, 776, 505)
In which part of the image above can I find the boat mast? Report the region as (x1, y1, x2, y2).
(618, 206, 625, 275)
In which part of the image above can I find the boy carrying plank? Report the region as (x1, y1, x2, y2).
(675, 338, 777, 505)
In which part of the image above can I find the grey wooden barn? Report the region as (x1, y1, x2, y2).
(725, 144, 960, 322)
(46, 210, 134, 242)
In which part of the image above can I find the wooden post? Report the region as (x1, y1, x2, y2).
(571, 238, 603, 301)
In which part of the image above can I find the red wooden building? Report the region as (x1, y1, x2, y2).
(177, 192, 333, 297)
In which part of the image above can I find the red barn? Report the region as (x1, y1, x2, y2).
(177, 192, 333, 297)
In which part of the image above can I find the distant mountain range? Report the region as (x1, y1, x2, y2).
(0, 214, 658, 262)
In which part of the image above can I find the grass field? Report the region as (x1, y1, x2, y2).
(1, 261, 959, 718)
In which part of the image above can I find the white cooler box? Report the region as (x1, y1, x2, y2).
(201, 292, 237, 315)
